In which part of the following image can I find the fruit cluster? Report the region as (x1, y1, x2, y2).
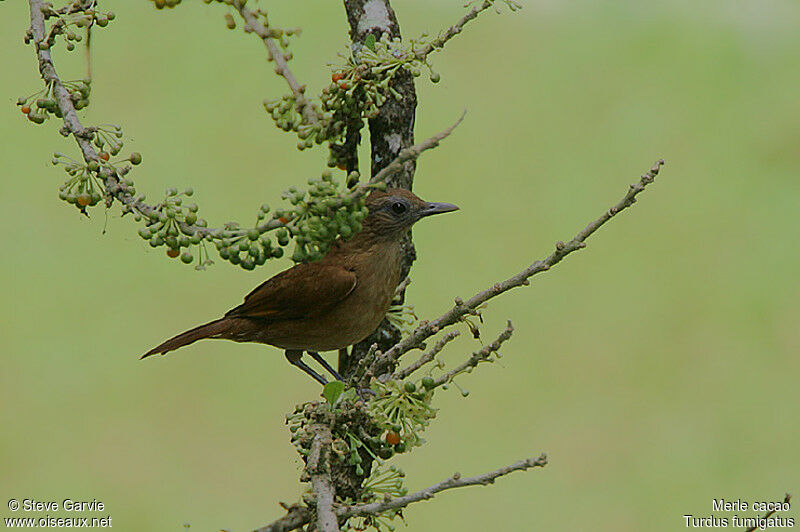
(286, 398, 384, 468)
(136, 187, 212, 266)
(265, 34, 440, 169)
(18, 79, 91, 124)
(346, 465, 407, 531)
(368, 379, 437, 453)
(52, 150, 141, 212)
(149, 0, 182, 9)
(26, 3, 114, 51)
(281, 170, 369, 263)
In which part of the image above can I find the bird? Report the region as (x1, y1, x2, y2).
(142, 188, 458, 385)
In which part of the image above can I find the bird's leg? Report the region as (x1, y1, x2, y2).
(307, 351, 344, 382)
(337, 347, 349, 375)
(284, 350, 328, 385)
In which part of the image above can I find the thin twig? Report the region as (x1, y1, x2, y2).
(366, 111, 465, 186)
(369, 159, 666, 376)
(431, 321, 513, 388)
(415, 0, 497, 60)
(253, 506, 311, 532)
(338, 453, 548, 518)
(393, 330, 460, 380)
(232, 4, 319, 126)
(744, 494, 792, 532)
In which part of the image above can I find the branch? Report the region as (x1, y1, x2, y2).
(307, 425, 339, 532)
(231, 3, 319, 126)
(415, 0, 517, 60)
(393, 330, 460, 380)
(431, 321, 513, 388)
(253, 505, 311, 532)
(370, 159, 666, 376)
(744, 494, 792, 532)
(367, 111, 465, 186)
(338, 453, 548, 519)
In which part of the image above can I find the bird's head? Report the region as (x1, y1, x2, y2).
(364, 188, 459, 238)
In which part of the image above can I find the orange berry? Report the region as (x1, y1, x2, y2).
(331, 72, 344, 83)
(99, 152, 110, 161)
(278, 216, 289, 224)
(385, 431, 401, 445)
(336, 163, 348, 171)
(77, 194, 92, 207)
(166, 248, 180, 258)
(21, 106, 31, 114)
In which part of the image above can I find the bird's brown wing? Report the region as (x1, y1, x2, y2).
(224, 262, 357, 321)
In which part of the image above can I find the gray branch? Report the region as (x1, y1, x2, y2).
(338, 453, 548, 519)
(307, 425, 339, 532)
(414, 0, 509, 60)
(253, 506, 311, 532)
(393, 330, 460, 380)
(369, 159, 666, 376)
(430, 321, 513, 388)
(231, 3, 319, 126)
(255, 454, 547, 531)
(366, 111, 465, 186)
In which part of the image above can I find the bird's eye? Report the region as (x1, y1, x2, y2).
(391, 202, 407, 215)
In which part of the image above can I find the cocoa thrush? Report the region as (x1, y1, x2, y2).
(142, 188, 458, 384)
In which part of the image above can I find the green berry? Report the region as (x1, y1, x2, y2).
(404, 382, 416, 393)
(377, 447, 394, 459)
(129, 152, 142, 165)
(422, 376, 435, 389)
(180, 251, 193, 264)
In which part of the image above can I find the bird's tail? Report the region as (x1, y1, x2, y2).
(141, 318, 228, 359)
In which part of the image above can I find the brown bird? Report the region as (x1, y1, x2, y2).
(142, 188, 458, 384)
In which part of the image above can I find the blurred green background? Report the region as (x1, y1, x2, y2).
(2, 1, 798, 530)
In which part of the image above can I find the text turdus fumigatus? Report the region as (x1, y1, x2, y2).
(142, 188, 458, 384)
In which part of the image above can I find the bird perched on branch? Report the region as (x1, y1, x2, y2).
(142, 188, 458, 384)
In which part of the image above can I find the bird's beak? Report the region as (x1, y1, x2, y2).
(419, 202, 459, 218)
